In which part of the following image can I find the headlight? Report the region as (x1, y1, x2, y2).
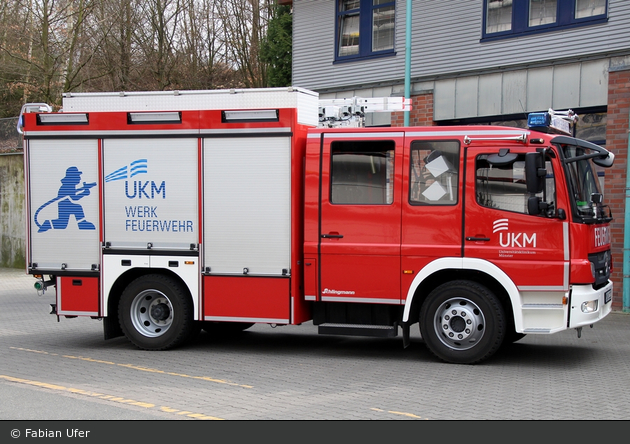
(581, 300, 599, 313)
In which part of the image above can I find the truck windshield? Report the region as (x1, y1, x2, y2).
(561, 144, 612, 223)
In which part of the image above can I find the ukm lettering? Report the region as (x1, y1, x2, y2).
(125, 181, 166, 199)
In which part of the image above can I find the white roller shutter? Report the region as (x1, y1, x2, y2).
(103, 138, 198, 250)
(203, 136, 291, 275)
(28, 139, 100, 271)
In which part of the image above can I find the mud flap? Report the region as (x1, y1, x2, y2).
(403, 322, 411, 348)
(103, 314, 123, 340)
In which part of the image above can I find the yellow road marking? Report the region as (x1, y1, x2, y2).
(9, 347, 252, 388)
(0, 374, 224, 420)
(371, 407, 427, 420)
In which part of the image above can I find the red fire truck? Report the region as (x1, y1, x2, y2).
(18, 87, 614, 364)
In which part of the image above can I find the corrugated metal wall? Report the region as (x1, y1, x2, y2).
(434, 59, 610, 120)
(293, 0, 406, 91)
(293, 0, 630, 107)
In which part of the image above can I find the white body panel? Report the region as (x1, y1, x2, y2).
(101, 254, 200, 318)
(103, 138, 198, 250)
(203, 136, 292, 276)
(27, 139, 100, 271)
(62, 87, 319, 127)
(403, 257, 612, 334)
(569, 282, 613, 328)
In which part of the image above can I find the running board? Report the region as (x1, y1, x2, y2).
(318, 323, 398, 338)
(522, 328, 552, 333)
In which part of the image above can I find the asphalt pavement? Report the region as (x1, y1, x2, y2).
(1, 266, 630, 423)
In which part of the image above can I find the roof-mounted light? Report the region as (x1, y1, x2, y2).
(127, 112, 182, 124)
(528, 109, 577, 136)
(36, 113, 89, 125)
(222, 109, 279, 123)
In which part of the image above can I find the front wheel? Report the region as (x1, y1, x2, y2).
(119, 274, 195, 350)
(420, 280, 506, 364)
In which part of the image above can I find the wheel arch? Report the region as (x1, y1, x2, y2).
(403, 258, 523, 333)
(105, 267, 195, 339)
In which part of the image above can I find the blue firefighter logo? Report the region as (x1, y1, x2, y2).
(34, 166, 96, 233)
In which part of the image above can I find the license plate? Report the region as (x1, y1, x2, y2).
(605, 289, 612, 304)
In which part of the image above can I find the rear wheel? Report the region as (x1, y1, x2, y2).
(119, 274, 195, 350)
(420, 280, 505, 364)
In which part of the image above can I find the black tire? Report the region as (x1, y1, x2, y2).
(202, 322, 254, 336)
(419, 280, 506, 364)
(119, 274, 195, 351)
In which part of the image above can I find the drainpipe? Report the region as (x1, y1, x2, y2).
(404, 0, 412, 127)
(624, 105, 630, 312)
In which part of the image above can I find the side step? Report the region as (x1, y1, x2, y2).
(318, 323, 398, 338)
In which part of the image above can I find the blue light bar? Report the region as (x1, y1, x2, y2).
(527, 111, 572, 135)
(527, 112, 551, 128)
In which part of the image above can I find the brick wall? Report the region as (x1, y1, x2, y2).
(391, 92, 434, 127)
(605, 68, 630, 311)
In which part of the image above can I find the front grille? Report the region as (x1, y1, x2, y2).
(588, 250, 611, 289)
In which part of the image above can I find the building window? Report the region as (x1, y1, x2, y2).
(529, 0, 557, 27)
(336, 0, 395, 62)
(486, 0, 513, 34)
(483, 0, 608, 40)
(575, 0, 607, 18)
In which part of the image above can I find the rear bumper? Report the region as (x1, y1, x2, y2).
(569, 281, 613, 328)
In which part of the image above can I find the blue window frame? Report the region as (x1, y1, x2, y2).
(482, 0, 608, 41)
(335, 0, 396, 62)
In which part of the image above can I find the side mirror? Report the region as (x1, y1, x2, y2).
(525, 152, 545, 194)
(593, 151, 614, 168)
(528, 196, 541, 216)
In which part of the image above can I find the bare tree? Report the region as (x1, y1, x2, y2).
(0, 0, 283, 117)
(217, 0, 273, 88)
(90, 0, 141, 91)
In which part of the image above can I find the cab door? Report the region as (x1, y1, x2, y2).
(317, 132, 403, 303)
(464, 146, 569, 293)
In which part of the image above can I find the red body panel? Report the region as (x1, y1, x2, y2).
(203, 276, 290, 322)
(57, 277, 99, 316)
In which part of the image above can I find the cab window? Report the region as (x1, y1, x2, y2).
(409, 140, 460, 205)
(330, 140, 394, 204)
(476, 153, 556, 214)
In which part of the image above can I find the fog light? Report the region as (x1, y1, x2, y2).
(581, 300, 598, 313)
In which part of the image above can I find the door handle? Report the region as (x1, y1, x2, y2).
(465, 236, 490, 242)
(321, 233, 344, 239)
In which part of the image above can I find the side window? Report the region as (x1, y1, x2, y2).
(331, 140, 394, 204)
(409, 140, 460, 205)
(476, 153, 556, 214)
